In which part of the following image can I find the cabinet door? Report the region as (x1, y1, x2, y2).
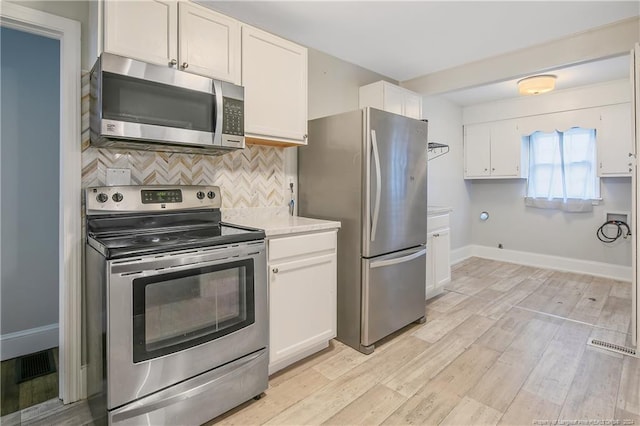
(403, 92, 422, 120)
(464, 124, 491, 178)
(425, 232, 436, 298)
(269, 253, 337, 367)
(178, 2, 240, 83)
(383, 83, 405, 116)
(242, 25, 308, 144)
(490, 120, 522, 177)
(432, 229, 451, 289)
(103, 0, 177, 67)
(598, 104, 632, 176)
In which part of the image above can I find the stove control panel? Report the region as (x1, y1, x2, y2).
(86, 185, 222, 214)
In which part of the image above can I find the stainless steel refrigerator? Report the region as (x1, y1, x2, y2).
(298, 107, 427, 354)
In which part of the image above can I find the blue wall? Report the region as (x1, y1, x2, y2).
(1, 26, 60, 355)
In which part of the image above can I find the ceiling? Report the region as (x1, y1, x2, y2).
(202, 1, 639, 105)
(442, 55, 631, 106)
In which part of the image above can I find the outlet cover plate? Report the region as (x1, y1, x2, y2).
(106, 168, 131, 186)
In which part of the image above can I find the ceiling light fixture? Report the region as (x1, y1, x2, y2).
(517, 74, 557, 96)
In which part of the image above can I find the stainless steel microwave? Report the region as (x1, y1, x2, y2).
(90, 53, 244, 154)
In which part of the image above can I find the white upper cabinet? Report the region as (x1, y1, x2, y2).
(242, 25, 308, 145)
(597, 103, 633, 177)
(103, 0, 178, 68)
(178, 2, 240, 83)
(464, 123, 491, 177)
(359, 81, 423, 120)
(102, 0, 240, 83)
(404, 92, 423, 120)
(464, 120, 527, 179)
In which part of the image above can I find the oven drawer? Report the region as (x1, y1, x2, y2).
(110, 348, 268, 425)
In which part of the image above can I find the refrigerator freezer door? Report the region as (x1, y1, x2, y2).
(361, 246, 426, 348)
(364, 108, 428, 258)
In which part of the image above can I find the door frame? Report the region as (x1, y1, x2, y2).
(633, 43, 640, 349)
(0, 2, 82, 403)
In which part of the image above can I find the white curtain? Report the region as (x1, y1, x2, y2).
(525, 127, 598, 212)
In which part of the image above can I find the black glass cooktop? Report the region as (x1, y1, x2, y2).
(87, 210, 264, 259)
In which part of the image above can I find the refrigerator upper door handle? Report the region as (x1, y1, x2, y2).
(370, 247, 426, 269)
(371, 129, 382, 242)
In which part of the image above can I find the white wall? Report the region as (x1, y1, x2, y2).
(308, 48, 396, 121)
(465, 80, 633, 267)
(8, 0, 90, 68)
(422, 96, 472, 252)
(470, 179, 632, 266)
(286, 48, 396, 213)
(1, 27, 60, 359)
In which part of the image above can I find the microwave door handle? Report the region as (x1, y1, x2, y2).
(213, 80, 223, 146)
(370, 129, 382, 242)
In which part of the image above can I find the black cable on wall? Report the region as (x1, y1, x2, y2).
(596, 220, 631, 243)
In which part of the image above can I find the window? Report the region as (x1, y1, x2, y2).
(526, 127, 599, 211)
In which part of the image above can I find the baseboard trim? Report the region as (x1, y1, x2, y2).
(1, 323, 58, 361)
(457, 245, 632, 282)
(451, 246, 474, 265)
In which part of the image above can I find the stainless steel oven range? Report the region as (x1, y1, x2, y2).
(85, 185, 267, 425)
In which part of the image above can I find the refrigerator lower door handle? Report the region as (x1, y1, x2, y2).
(369, 247, 426, 269)
(370, 129, 382, 242)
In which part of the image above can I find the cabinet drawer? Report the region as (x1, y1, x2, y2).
(269, 231, 336, 263)
(427, 214, 449, 232)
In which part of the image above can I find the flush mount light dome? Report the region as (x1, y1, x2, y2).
(517, 74, 557, 95)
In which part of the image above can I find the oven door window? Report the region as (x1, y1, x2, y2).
(102, 72, 216, 132)
(132, 259, 254, 363)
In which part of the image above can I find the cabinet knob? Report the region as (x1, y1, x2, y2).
(303, 134, 308, 140)
(433, 233, 439, 237)
(169, 59, 177, 66)
(484, 168, 488, 171)
(182, 62, 189, 69)
(492, 168, 495, 171)
(272, 267, 279, 273)
(629, 152, 634, 157)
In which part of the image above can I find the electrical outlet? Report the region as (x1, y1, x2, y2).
(106, 168, 131, 186)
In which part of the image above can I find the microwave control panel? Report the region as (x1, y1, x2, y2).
(222, 97, 244, 137)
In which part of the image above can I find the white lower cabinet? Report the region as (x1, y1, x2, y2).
(426, 212, 451, 299)
(267, 230, 337, 374)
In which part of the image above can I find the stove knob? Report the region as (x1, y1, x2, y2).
(112, 192, 124, 203)
(96, 193, 108, 203)
(207, 191, 216, 199)
(196, 191, 205, 200)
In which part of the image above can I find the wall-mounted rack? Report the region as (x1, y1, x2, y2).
(428, 142, 449, 161)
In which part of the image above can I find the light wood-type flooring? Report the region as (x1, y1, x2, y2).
(211, 257, 638, 426)
(3, 258, 637, 425)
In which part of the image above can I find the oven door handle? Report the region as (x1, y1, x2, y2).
(111, 242, 265, 275)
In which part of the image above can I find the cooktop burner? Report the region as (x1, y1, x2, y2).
(134, 234, 180, 244)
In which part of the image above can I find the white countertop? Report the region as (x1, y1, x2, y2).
(223, 208, 341, 237)
(428, 205, 453, 216)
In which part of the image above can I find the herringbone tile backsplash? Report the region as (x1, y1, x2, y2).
(80, 73, 286, 208)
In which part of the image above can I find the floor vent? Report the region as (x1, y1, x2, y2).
(15, 349, 57, 383)
(588, 338, 638, 358)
